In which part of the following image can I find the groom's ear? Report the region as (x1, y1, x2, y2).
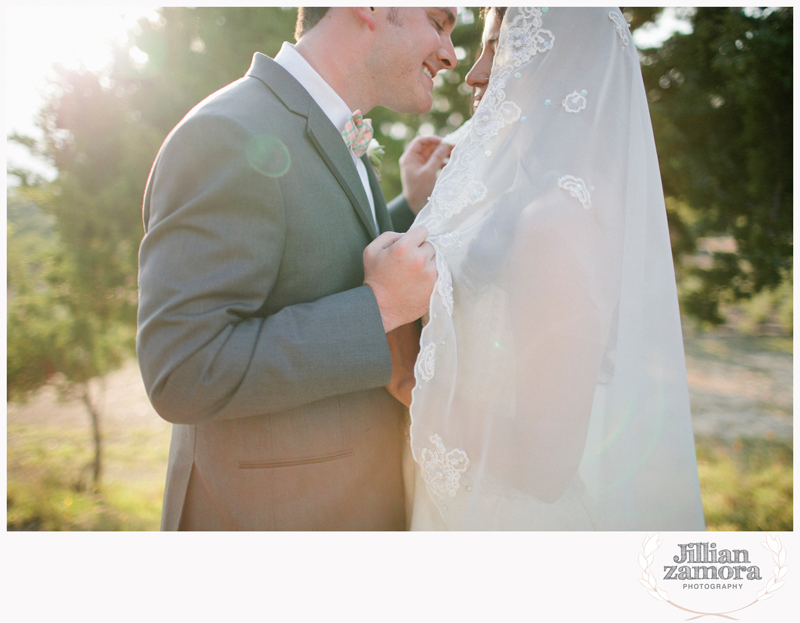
(353, 7, 377, 31)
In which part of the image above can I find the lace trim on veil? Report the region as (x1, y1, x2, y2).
(412, 8, 554, 504)
(417, 8, 554, 231)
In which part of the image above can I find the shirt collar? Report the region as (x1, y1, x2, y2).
(274, 42, 353, 133)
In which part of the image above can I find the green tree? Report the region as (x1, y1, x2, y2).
(7, 188, 58, 397)
(9, 60, 155, 490)
(118, 7, 298, 137)
(8, 8, 303, 488)
(636, 8, 792, 324)
(8, 184, 134, 489)
(7, 8, 485, 490)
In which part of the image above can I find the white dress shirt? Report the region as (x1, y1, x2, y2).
(274, 42, 378, 232)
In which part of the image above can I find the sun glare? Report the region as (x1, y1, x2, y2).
(6, 7, 158, 180)
(9, 6, 158, 74)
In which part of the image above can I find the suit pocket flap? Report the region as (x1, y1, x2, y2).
(239, 449, 354, 469)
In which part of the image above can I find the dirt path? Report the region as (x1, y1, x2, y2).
(7, 359, 169, 432)
(683, 335, 792, 443)
(7, 334, 793, 444)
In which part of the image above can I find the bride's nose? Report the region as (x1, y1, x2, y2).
(466, 56, 490, 88)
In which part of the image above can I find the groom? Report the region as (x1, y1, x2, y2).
(137, 7, 457, 530)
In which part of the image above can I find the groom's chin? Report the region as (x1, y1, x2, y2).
(392, 92, 434, 116)
(402, 101, 434, 116)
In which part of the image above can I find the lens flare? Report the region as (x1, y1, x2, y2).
(247, 135, 290, 177)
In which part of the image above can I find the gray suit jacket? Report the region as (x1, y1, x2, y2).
(138, 52, 413, 530)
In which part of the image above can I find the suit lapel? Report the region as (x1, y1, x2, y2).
(246, 53, 379, 240)
(363, 155, 393, 234)
(306, 106, 379, 239)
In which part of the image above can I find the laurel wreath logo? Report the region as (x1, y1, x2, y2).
(638, 533, 788, 620)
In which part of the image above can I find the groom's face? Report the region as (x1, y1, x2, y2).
(466, 8, 503, 115)
(370, 7, 458, 114)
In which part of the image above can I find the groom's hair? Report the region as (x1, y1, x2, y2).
(295, 8, 403, 41)
(295, 7, 330, 41)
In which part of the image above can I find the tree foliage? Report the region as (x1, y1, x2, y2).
(636, 7, 792, 324)
(7, 7, 794, 427)
(8, 7, 483, 372)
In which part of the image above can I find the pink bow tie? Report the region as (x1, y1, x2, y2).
(342, 109, 373, 157)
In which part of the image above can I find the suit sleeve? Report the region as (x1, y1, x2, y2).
(137, 113, 392, 424)
(387, 195, 416, 233)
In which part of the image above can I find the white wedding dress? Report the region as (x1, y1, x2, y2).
(405, 7, 705, 531)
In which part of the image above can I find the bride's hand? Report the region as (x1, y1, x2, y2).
(384, 321, 422, 407)
(399, 136, 454, 214)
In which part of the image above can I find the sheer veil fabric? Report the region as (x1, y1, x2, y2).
(406, 7, 705, 530)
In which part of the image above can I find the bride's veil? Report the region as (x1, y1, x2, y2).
(407, 7, 705, 530)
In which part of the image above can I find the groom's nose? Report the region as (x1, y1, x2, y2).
(437, 37, 457, 70)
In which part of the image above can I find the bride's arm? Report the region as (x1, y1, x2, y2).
(384, 321, 422, 407)
(500, 190, 623, 502)
(399, 136, 454, 215)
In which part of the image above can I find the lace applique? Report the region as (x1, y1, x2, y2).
(416, 213, 444, 232)
(435, 231, 461, 249)
(471, 101, 522, 144)
(562, 90, 587, 113)
(530, 27, 555, 54)
(415, 343, 437, 382)
(609, 11, 631, 46)
(421, 8, 553, 227)
(558, 175, 592, 209)
(419, 434, 470, 500)
(430, 174, 487, 219)
(435, 254, 454, 316)
(503, 11, 554, 62)
(496, 8, 554, 67)
(506, 26, 535, 57)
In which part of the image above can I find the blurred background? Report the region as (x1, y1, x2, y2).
(6, 7, 792, 531)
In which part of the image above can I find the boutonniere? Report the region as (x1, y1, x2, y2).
(367, 138, 385, 180)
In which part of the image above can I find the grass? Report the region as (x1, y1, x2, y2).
(682, 333, 793, 360)
(7, 423, 169, 531)
(6, 329, 793, 531)
(684, 332, 793, 531)
(8, 425, 792, 531)
(695, 437, 793, 531)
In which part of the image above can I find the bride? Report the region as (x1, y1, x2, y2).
(401, 7, 705, 530)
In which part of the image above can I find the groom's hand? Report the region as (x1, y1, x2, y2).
(400, 136, 454, 214)
(364, 224, 436, 333)
(384, 321, 421, 407)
